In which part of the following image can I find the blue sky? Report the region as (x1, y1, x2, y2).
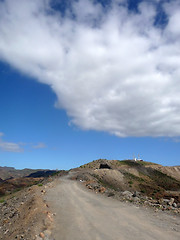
(0, 0, 180, 169)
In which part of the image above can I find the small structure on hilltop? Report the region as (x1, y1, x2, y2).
(133, 154, 143, 162)
(137, 154, 143, 161)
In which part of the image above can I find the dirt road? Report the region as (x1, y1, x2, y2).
(45, 177, 180, 240)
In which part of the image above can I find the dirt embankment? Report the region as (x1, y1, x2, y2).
(0, 184, 53, 240)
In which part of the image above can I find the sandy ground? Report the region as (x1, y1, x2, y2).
(44, 175, 180, 240)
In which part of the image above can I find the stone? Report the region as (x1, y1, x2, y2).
(168, 198, 175, 206)
(122, 191, 133, 198)
(44, 229, 51, 237)
(172, 202, 177, 208)
(87, 185, 93, 190)
(157, 199, 163, 204)
(108, 192, 115, 197)
(99, 187, 106, 193)
(162, 199, 170, 204)
(132, 197, 140, 202)
(177, 203, 180, 208)
(39, 232, 45, 238)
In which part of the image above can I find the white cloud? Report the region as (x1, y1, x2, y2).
(0, 133, 24, 152)
(0, 0, 180, 137)
(32, 142, 46, 149)
(0, 133, 46, 152)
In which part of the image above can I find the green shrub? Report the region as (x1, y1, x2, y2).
(0, 199, 5, 203)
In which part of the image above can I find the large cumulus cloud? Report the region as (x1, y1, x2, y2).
(0, 0, 180, 137)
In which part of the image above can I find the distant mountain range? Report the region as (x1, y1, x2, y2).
(0, 166, 61, 197)
(0, 166, 57, 180)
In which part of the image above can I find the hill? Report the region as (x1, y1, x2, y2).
(0, 167, 61, 197)
(0, 166, 54, 180)
(72, 159, 180, 204)
(0, 159, 179, 239)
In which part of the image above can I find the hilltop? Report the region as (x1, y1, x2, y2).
(72, 159, 180, 203)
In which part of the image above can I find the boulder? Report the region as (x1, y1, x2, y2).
(168, 198, 175, 206)
(177, 203, 180, 208)
(172, 202, 177, 208)
(99, 187, 106, 193)
(162, 199, 169, 204)
(122, 191, 133, 199)
(132, 197, 140, 202)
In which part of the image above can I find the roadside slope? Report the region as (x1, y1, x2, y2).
(45, 177, 180, 240)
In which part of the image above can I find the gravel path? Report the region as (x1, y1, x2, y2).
(45, 177, 180, 240)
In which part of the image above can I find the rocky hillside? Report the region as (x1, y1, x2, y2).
(73, 159, 180, 205)
(0, 170, 67, 239)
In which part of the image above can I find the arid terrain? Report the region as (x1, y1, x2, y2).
(0, 159, 180, 239)
(45, 176, 180, 240)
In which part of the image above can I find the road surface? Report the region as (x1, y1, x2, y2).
(45, 177, 180, 240)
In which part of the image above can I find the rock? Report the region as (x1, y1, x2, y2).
(122, 191, 133, 199)
(157, 199, 163, 204)
(87, 185, 93, 190)
(44, 218, 52, 227)
(44, 229, 51, 237)
(39, 232, 45, 238)
(99, 187, 106, 193)
(162, 199, 170, 204)
(90, 182, 100, 190)
(108, 192, 115, 197)
(132, 197, 140, 202)
(168, 198, 175, 206)
(172, 202, 177, 208)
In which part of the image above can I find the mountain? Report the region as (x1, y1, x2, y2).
(73, 159, 180, 201)
(0, 166, 55, 180)
(1, 159, 180, 202)
(0, 168, 66, 197)
(0, 166, 60, 196)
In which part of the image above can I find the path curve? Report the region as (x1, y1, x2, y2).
(45, 177, 180, 240)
